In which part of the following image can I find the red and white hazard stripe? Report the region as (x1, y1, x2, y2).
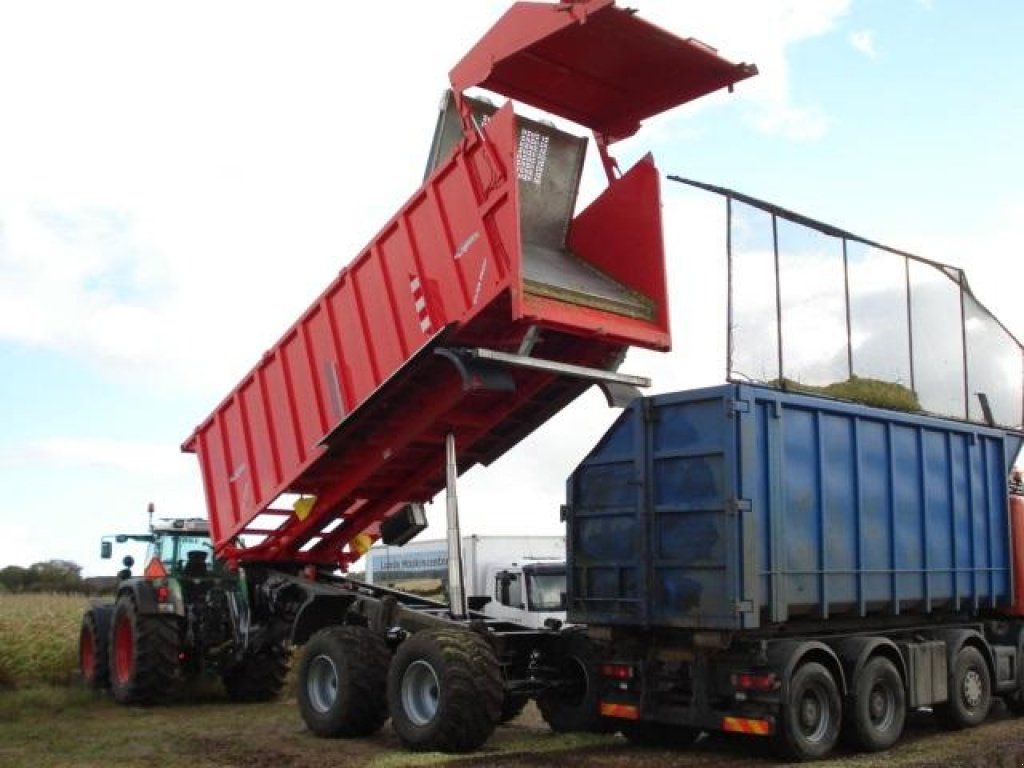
(409, 274, 432, 334)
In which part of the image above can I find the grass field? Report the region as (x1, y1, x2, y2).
(3, 594, 1024, 768)
(0, 593, 89, 689)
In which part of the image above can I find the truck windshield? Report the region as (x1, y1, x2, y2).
(526, 569, 566, 612)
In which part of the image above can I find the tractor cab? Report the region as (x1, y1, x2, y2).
(100, 516, 226, 582)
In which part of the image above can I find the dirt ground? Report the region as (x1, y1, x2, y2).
(3, 689, 1024, 768)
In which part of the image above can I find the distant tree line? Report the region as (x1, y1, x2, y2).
(0, 560, 110, 595)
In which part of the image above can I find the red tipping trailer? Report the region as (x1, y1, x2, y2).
(183, 0, 756, 568)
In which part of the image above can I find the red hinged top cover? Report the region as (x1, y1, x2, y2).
(449, 0, 757, 140)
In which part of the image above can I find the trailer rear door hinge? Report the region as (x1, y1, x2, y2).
(728, 398, 750, 415)
(725, 498, 752, 516)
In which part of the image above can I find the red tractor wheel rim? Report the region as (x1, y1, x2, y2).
(80, 628, 95, 678)
(114, 614, 134, 685)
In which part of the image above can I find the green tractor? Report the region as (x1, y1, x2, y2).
(79, 507, 291, 704)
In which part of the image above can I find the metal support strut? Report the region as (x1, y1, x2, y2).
(445, 432, 468, 619)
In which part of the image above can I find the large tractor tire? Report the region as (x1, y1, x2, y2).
(297, 626, 390, 738)
(387, 628, 503, 752)
(108, 593, 181, 704)
(537, 630, 614, 734)
(79, 605, 113, 690)
(222, 642, 292, 702)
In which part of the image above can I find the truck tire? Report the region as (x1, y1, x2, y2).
(79, 606, 113, 689)
(222, 642, 292, 702)
(537, 630, 614, 734)
(108, 594, 180, 704)
(844, 656, 905, 752)
(387, 628, 503, 752)
(935, 646, 991, 730)
(297, 626, 389, 737)
(774, 661, 842, 761)
(620, 721, 701, 747)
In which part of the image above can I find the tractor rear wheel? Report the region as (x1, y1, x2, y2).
(387, 628, 503, 752)
(297, 626, 390, 737)
(79, 606, 113, 689)
(222, 642, 292, 702)
(108, 594, 180, 704)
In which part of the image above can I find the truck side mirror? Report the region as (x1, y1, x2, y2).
(100, 541, 113, 559)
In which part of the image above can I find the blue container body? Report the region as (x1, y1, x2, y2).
(567, 384, 1023, 630)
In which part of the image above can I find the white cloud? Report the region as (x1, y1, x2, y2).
(850, 29, 878, 58)
(0, 0, 851, 399)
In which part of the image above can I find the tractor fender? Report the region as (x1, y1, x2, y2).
(116, 578, 162, 615)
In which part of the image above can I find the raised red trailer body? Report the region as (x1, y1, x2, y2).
(182, 0, 756, 567)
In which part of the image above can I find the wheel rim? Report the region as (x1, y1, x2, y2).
(798, 684, 831, 744)
(113, 614, 134, 685)
(867, 681, 896, 731)
(80, 627, 95, 678)
(962, 668, 984, 708)
(307, 655, 339, 713)
(401, 659, 440, 726)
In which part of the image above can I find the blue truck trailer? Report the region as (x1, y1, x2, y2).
(566, 383, 1024, 760)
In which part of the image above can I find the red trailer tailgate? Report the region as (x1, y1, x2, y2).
(450, 0, 756, 140)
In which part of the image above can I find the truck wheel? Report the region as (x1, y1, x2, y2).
(108, 594, 180, 704)
(79, 607, 113, 689)
(537, 631, 613, 734)
(222, 642, 292, 702)
(620, 721, 701, 747)
(935, 646, 991, 730)
(774, 661, 841, 761)
(845, 656, 905, 752)
(297, 626, 389, 737)
(387, 628, 503, 752)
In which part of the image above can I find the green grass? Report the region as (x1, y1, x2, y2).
(0, 593, 90, 689)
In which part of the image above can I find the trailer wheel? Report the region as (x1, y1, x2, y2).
(620, 721, 701, 747)
(79, 607, 113, 689)
(387, 629, 502, 752)
(935, 646, 991, 730)
(297, 626, 389, 737)
(774, 661, 841, 761)
(222, 642, 292, 702)
(108, 594, 181, 704)
(845, 656, 905, 752)
(537, 631, 613, 734)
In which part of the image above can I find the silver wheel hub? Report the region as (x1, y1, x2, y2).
(963, 669, 983, 708)
(401, 659, 441, 726)
(307, 655, 339, 713)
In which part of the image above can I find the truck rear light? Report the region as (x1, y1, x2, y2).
(731, 671, 779, 692)
(722, 716, 773, 736)
(599, 701, 640, 720)
(600, 663, 634, 680)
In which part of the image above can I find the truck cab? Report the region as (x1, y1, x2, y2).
(483, 561, 567, 629)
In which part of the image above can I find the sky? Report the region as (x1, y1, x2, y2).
(1, 0, 1022, 576)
